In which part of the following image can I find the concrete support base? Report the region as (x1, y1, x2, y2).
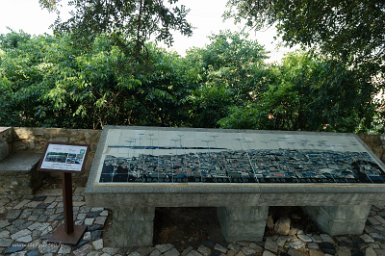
(217, 206, 268, 242)
(110, 207, 155, 247)
(303, 205, 371, 236)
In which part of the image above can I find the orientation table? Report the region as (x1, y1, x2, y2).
(86, 126, 385, 247)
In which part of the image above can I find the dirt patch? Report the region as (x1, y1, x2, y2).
(153, 207, 226, 250)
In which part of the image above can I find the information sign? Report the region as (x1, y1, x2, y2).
(40, 143, 88, 172)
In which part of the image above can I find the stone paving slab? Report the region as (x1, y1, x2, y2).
(0, 188, 384, 255)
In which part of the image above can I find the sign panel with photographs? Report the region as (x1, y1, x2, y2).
(40, 143, 88, 172)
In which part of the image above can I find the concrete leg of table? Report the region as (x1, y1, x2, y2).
(303, 205, 371, 235)
(217, 206, 268, 242)
(110, 207, 155, 247)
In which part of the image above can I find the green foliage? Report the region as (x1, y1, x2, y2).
(0, 31, 378, 132)
(226, 0, 385, 83)
(39, 0, 192, 53)
(185, 31, 269, 127)
(219, 53, 375, 132)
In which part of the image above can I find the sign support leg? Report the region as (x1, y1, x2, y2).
(46, 172, 86, 245)
(63, 172, 74, 234)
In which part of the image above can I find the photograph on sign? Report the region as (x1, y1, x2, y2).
(40, 144, 88, 172)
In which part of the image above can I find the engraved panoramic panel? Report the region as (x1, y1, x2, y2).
(97, 128, 385, 183)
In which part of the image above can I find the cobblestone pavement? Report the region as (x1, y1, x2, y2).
(0, 188, 384, 256)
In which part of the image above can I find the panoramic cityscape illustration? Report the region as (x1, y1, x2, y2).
(97, 128, 385, 184)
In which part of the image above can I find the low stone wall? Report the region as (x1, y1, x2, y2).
(1, 127, 101, 186)
(12, 127, 101, 185)
(0, 127, 12, 161)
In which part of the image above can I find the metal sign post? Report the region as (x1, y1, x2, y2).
(39, 143, 88, 245)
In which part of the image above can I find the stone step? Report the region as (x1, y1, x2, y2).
(0, 152, 43, 198)
(0, 152, 41, 174)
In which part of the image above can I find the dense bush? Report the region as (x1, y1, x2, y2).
(0, 31, 379, 132)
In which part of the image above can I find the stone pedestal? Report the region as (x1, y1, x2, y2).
(110, 207, 155, 247)
(217, 206, 268, 242)
(303, 205, 371, 235)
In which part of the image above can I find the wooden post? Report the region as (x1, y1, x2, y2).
(63, 172, 74, 234)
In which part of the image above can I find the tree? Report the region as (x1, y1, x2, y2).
(226, 0, 385, 80)
(219, 53, 375, 132)
(39, 0, 192, 53)
(185, 31, 269, 127)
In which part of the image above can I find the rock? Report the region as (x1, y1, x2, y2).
(94, 216, 107, 225)
(287, 238, 306, 250)
(214, 244, 228, 254)
(297, 234, 312, 243)
(73, 244, 92, 256)
(0, 238, 13, 247)
(16, 235, 33, 243)
(365, 247, 377, 256)
(100, 210, 109, 217)
(307, 243, 319, 250)
(228, 243, 240, 251)
(249, 243, 263, 253)
(6, 210, 22, 220)
(319, 242, 336, 255)
(266, 215, 274, 230)
(276, 236, 289, 248)
(127, 252, 142, 256)
(58, 244, 72, 254)
(150, 249, 162, 256)
(185, 250, 202, 256)
(87, 251, 102, 256)
(308, 249, 324, 256)
(91, 230, 103, 241)
(87, 224, 103, 231)
(369, 233, 385, 240)
(374, 249, 385, 255)
(241, 247, 256, 256)
(136, 246, 153, 256)
(26, 249, 40, 256)
(336, 246, 351, 256)
(13, 199, 31, 210)
(262, 251, 276, 256)
(38, 241, 59, 254)
(163, 248, 180, 256)
(0, 220, 10, 229)
(320, 234, 334, 244)
(287, 248, 307, 256)
(92, 239, 103, 250)
(181, 246, 193, 256)
(226, 250, 237, 256)
(4, 244, 26, 254)
(274, 217, 291, 235)
(0, 230, 10, 238)
(265, 237, 278, 253)
(311, 235, 323, 243)
(155, 244, 174, 253)
(11, 229, 32, 240)
(197, 245, 211, 256)
(289, 228, 299, 236)
(77, 230, 89, 241)
(84, 218, 95, 225)
(102, 247, 120, 254)
(368, 243, 380, 249)
(235, 251, 245, 256)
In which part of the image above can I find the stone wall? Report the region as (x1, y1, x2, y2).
(0, 127, 12, 161)
(11, 127, 101, 186)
